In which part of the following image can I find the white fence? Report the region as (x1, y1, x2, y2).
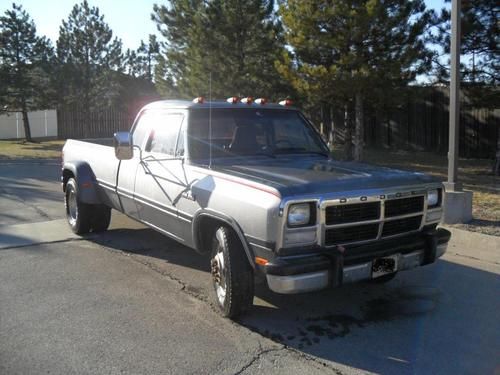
(0, 110, 57, 139)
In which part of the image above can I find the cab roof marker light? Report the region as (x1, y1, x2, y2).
(241, 97, 253, 104)
(279, 99, 293, 106)
(226, 96, 240, 104)
(192, 97, 205, 104)
(255, 98, 267, 105)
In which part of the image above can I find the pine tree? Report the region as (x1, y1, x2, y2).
(433, 0, 499, 108)
(125, 34, 159, 81)
(436, 0, 498, 85)
(0, 3, 53, 142)
(56, 0, 123, 115)
(152, 0, 291, 100)
(278, 0, 435, 160)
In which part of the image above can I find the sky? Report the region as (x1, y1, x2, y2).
(1, 0, 160, 50)
(2, 0, 450, 51)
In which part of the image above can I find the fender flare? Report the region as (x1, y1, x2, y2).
(62, 161, 101, 204)
(192, 209, 255, 269)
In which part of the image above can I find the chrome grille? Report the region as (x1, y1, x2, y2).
(382, 216, 422, 237)
(325, 202, 380, 225)
(322, 193, 425, 246)
(385, 196, 424, 217)
(325, 224, 379, 245)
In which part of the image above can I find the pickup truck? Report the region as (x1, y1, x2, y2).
(61, 98, 451, 318)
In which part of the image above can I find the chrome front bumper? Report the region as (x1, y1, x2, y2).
(266, 243, 448, 294)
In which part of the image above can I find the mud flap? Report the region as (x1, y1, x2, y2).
(328, 248, 344, 287)
(423, 231, 438, 265)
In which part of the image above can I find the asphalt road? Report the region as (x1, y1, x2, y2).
(0, 159, 499, 374)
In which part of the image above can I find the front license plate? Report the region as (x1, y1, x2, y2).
(372, 254, 399, 278)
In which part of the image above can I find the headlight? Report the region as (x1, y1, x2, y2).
(427, 189, 439, 207)
(287, 203, 312, 227)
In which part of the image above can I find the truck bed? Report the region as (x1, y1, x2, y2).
(62, 139, 121, 199)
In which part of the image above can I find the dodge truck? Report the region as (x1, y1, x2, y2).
(61, 98, 451, 318)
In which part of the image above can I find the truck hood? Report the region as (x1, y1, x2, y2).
(211, 156, 440, 197)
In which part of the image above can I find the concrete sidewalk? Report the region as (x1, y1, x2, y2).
(443, 226, 500, 264)
(0, 219, 81, 249)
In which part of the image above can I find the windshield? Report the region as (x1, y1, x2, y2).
(187, 108, 329, 160)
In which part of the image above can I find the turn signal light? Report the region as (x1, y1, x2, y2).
(255, 257, 269, 266)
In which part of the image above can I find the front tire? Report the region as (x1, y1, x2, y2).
(210, 226, 254, 319)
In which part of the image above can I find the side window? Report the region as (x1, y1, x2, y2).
(145, 113, 184, 156)
(176, 123, 186, 157)
(132, 111, 154, 148)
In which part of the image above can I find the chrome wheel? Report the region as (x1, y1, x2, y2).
(211, 233, 227, 306)
(67, 187, 78, 225)
(64, 178, 91, 235)
(209, 226, 254, 318)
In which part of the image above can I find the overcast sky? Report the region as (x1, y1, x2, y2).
(2, 0, 449, 51)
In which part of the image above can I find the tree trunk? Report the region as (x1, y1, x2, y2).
(343, 103, 353, 160)
(353, 92, 364, 161)
(21, 98, 32, 142)
(494, 125, 500, 176)
(328, 106, 335, 145)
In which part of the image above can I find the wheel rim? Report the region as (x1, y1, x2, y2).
(211, 240, 227, 306)
(67, 187, 78, 225)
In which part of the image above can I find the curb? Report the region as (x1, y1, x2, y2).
(0, 158, 59, 165)
(442, 225, 500, 264)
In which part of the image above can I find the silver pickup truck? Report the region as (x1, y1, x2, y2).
(62, 99, 451, 318)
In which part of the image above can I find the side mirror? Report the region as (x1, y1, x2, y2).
(113, 132, 133, 160)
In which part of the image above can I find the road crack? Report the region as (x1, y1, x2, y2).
(234, 347, 285, 374)
(0, 187, 52, 221)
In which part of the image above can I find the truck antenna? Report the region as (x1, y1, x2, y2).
(209, 72, 212, 169)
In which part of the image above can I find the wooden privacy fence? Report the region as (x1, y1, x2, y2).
(57, 105, 136, 140)
(58, 88, 499, 158)
(364, 87, 499, 158)
(315, 86, 499, 159)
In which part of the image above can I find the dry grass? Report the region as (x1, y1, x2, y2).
(0, 139, 65, 160)
(332, 148, 499, 236)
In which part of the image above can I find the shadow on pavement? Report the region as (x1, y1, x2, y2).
(86, 227, 210, 274)
(83, 224, 499, 375)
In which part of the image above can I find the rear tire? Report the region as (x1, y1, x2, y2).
(210, 226, 254, 319)
(91, 204, 111, 232)
(65, 178, 91, 234)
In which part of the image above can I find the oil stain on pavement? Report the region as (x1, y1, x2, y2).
(243, 286, 441, 350)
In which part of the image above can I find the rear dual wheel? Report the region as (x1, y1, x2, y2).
(65, 178, 111, 234)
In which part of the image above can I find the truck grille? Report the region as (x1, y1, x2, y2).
(325, 224, 379, 245)
(385, 196, 424, 217)
(382, 216, 422, 237)
(325, 202, 380, 225)
(322, 193, 425, 246)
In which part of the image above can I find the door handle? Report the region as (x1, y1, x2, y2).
(141, 161, 151, 174)
(182, 190, 196, 201)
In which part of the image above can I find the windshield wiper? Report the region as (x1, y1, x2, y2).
(250, 151, 276, 158)
(298, 151, 331, 158)
(274, 147, 330, 158)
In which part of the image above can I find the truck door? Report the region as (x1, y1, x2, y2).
(133, 111, 186, 242)
(116, 110, 153, 219)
